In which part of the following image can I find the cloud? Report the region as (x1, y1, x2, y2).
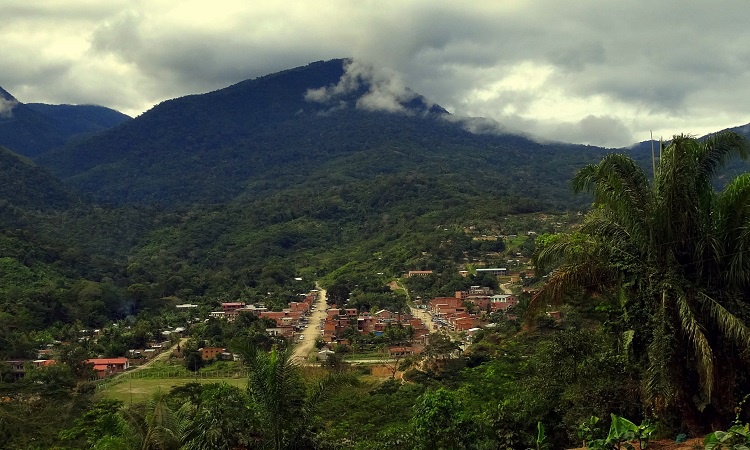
(3, 1, 750, 146)
(549, 115, 635, 148)
(305, 59, 420, 113)
(0, 98, 18, 118)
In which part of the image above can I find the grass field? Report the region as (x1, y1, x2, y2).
(99, 377, 248, 404)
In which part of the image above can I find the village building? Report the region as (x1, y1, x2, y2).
(87, 357, 129, 378)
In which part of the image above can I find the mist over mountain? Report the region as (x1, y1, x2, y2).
(0, 86, 130, 158)
(37, 59, 615, 209)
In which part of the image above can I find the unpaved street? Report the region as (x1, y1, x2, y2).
(292, 288, 328, 363)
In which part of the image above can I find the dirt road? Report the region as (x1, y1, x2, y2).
(292, 289, 328, 363)
(123, 337, 188, 375)
(409, 304, 438, 331)
(392, 279, 439, 332)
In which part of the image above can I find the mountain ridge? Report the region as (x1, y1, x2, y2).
(37, 59, 615, 209)
(0, 85, 130, 158)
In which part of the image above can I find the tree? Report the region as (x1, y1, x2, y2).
(179, 383, 255, 450)
(120, 391, 181, 450)
(241, 345, 352, 449)
(58, 342, 96, 380)
(243, 345, 308, 449)
(532, 132, 750, 431)
(411, 388, 470, 449)
(60, 399, 127, 448)
(423, 330, 460, 363)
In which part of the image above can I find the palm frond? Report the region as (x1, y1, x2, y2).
(529, 261, 618, 315)
(698, 292, 750, 348)
(571, 153, 653, 241)
(696, 131, 750, 183)
(716, 174, 750, 287)
(533, 232, 602, 274)
(675, 294, 714, 402)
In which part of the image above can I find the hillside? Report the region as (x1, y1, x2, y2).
(38, 59, 610, 209)
(25, 103, 130, 139)
(0, 146, 79, 216)
(0, 86, 130, 158)
(5, 58, 750, 323)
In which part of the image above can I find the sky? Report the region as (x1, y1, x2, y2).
(3, 0, 749, 148)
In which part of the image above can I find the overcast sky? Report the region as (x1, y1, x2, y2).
(3, 0, 749, 148)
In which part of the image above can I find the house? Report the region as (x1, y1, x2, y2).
(4, 361, 26, 379)
(221, 302, 246, 311)
(452, 316, 479, 331)
(457, 286, 494, 298)
(475, 268, 508, 276)
(87, 357, 129, 378)
(317, 349, 336, 361)
(289, 302, 310, 313)
(209, 311, 226, 319)
(199, 347, 226, 361)
(374, 309, 394, 320)
(490, 294, 519, 311)
(428, 297, 463, 314)
(388, 346, 415, 357)
(406, 270, 433, 277)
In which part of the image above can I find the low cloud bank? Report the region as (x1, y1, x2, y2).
(305, 59, 424, 113)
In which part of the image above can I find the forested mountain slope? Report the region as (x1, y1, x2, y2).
(38, 59, 611, 209)
(0, 86, 130, 158)
(0, 146, 79, 215)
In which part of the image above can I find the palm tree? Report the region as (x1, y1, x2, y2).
(178, 383, 254, 450)
(244, 346, 305, 449)
(532, 131, 750, 431)
(120, 390, 181, 450)
(242, 345, 353, 450)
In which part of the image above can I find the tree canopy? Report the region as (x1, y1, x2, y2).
(533, 131, 750, 431)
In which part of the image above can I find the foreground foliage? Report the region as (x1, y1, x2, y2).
(534, 132, 750, 431)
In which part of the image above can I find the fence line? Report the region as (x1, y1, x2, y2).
(95, 370, 248, 390)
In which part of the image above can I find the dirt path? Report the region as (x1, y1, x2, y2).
(499, 283, 513, 294)
(292, 289, 328, 363)
(121, 337, 188, 377)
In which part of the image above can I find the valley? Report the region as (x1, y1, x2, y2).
(0, 59, 749, 449)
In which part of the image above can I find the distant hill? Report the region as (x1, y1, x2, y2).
(621, 125, 750, 186)
(0, 146, 79, 214)
(25, 103, 131, 139)
(38, 59, 611, 209)
(0, 86, 130, 158)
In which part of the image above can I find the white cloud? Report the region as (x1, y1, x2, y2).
(2, 0, 750, 146)
(0, 98, 18, 118)
(305, 60, 420, 113)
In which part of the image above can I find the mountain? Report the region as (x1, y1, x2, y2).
(0, 145, 79, 215)
(3, 58, 750, 334)
(25, 103, 131, 139)
(0, 85, 130, 158)
(38, 58, 610, 208)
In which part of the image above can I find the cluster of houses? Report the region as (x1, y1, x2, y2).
(426, 286, 519, 333)
(321, 307, 430, 344)
(3, 327, 178, 381)
(207, 291, 318, 338)
(4, 357, 131, 380)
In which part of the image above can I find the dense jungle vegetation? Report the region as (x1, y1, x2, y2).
(2, 59, 750, 448)
(1, 133, 749, 449)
